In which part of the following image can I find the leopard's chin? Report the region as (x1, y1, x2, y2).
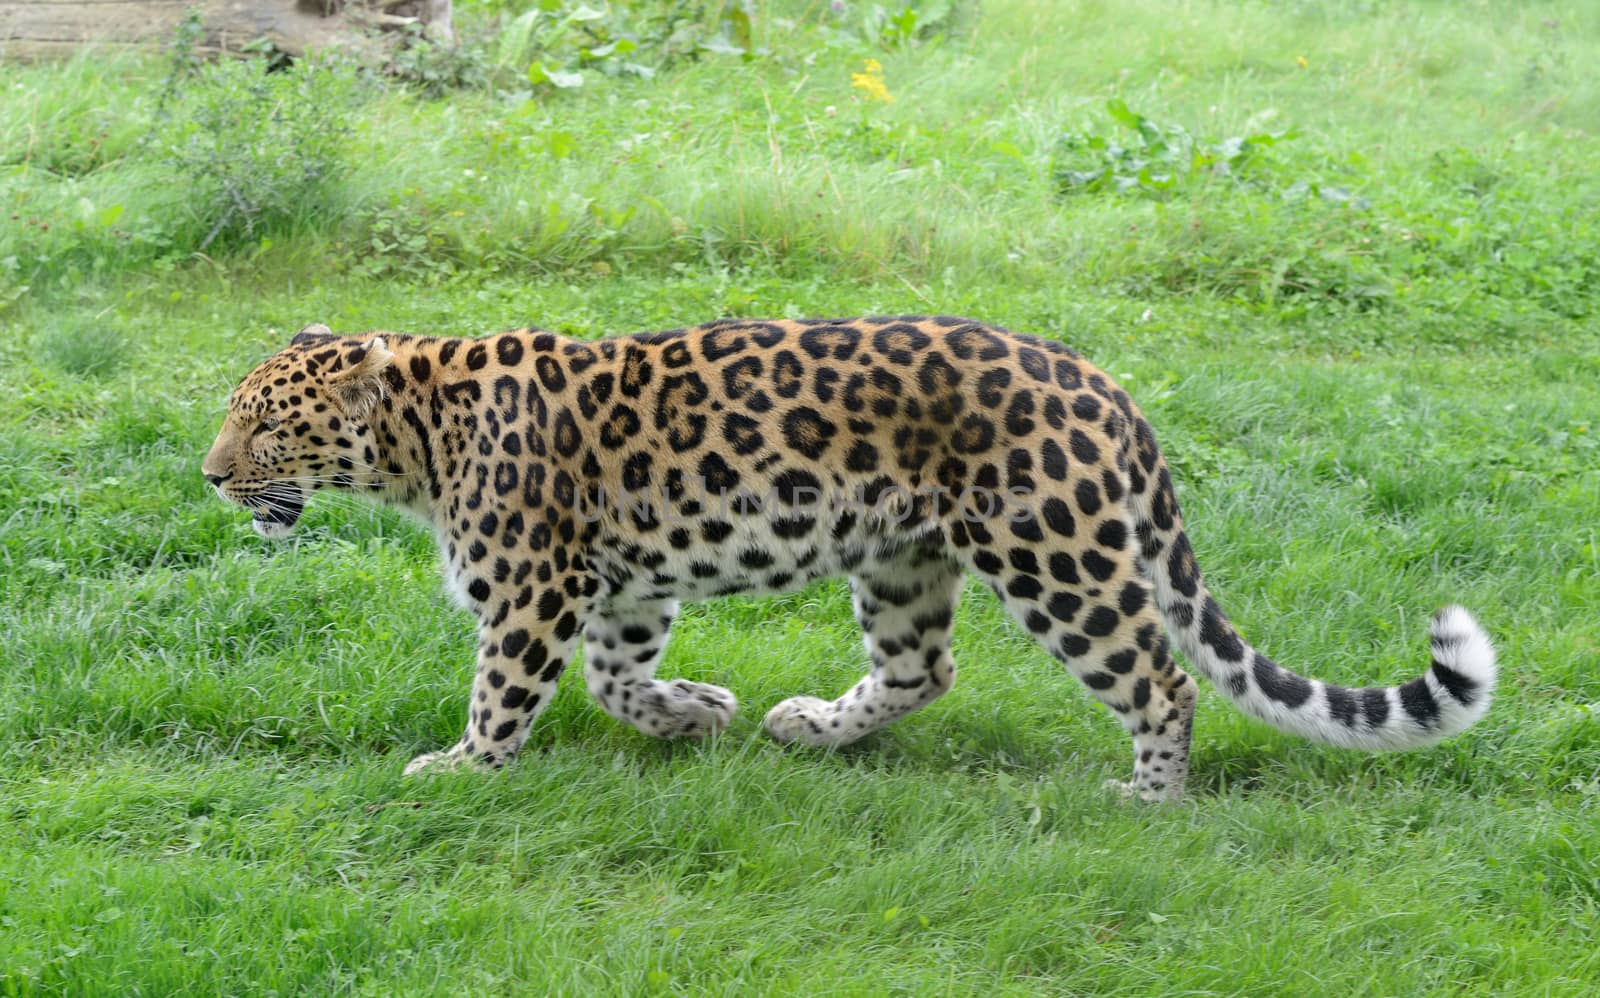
(251, 514, 297, 539)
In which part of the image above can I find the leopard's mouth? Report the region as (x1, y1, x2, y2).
(245, 486, 305, 538)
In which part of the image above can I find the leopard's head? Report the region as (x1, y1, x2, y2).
(202, 324, 394, 538)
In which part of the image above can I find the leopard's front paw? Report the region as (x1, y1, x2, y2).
(1103, 778, 1183, 805)
(403, 745, 490, 776)
(654, 680, 738, 738)
(764, 696, 839, 747)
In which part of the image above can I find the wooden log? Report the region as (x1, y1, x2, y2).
(0, 0, 452, 61)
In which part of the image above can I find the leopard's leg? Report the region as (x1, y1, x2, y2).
(404, 580, 587, 775)
(583, 598, 737, 738)
(964, 514, 1195, 802)
(765, 548, 963, 747)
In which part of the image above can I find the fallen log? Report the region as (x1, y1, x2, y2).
(0, 1, 453, 62)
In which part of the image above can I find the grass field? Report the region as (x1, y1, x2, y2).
(2, 0, 1598, 993)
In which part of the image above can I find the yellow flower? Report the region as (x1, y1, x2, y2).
(1296, 55, 1309, 68)
(850, 58, 894, 103)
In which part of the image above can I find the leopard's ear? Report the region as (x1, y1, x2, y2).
(291, 322, 334, 345)
(328, 337, 394, 418)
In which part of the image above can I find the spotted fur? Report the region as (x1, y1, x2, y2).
(202, 316, 1496, 800)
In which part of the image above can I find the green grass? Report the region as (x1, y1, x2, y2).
(2, 1, 1599, 993)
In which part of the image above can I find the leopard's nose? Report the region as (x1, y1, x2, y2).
(205, 472, 230, 487)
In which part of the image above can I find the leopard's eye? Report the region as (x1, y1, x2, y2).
(257, 415, 283, 434)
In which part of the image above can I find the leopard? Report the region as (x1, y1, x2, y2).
(202, 315, 1497, 801)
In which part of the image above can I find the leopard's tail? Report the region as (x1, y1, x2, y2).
(1126, 422, 1496, 751)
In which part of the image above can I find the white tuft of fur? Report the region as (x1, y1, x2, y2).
(1419, 603, 1497, 740)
